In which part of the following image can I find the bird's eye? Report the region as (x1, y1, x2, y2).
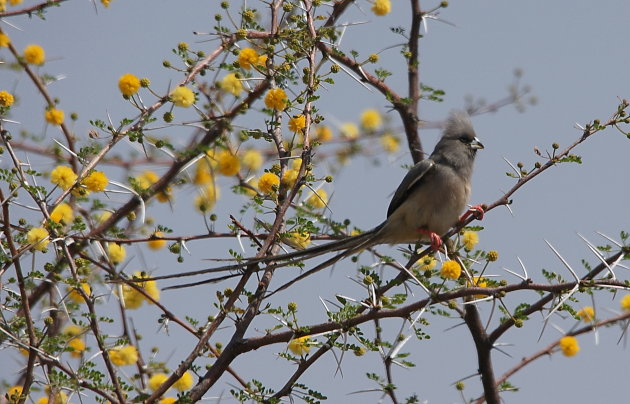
(459, 136, 472, 144)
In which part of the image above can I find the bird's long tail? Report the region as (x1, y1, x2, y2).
(149, 224, 384, 284)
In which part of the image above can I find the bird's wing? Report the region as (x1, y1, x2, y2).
(386, 159, 435, 218)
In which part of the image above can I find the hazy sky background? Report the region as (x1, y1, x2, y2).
(2, 1, 630, 403)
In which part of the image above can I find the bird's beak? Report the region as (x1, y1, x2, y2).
(471, 137, 484, 150)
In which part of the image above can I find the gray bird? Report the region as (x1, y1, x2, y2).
(153, 110, 483, 288)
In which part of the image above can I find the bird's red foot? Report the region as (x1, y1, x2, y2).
(418, 228, 442, 251)
(460, 204, 485, 222)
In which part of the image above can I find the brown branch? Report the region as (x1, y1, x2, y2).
(464, 304, 500, 404)
(0, 0, 66, 18)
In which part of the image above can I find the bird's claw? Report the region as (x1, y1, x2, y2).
(418, 228, 442, 251)
(460, 204, 485, 222)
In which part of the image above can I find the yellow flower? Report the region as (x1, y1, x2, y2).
(170, 86, 195, 107)
(380, 134, 400, 153)
(148, 372, 168, 391)
(287, 232, 311, 249)
(416, 256, 436, 271)
(360, 108, 382, 131)
(462, 231, 479, 251)
(101, 0, 110, 8)
(36, 390, 68, 404)
(257, 54, 268, 68)
(45, 108, 65, 126)
(9, 0, 23, 5)
(194, 183, 220, 213)
(576, 306, 595, 323)
(264, 88, 287, 110)
(306, 189, 328, 209)
(120, 271, 160, 309)
(281, 169, 299, 188)
(160, 398, 177, 404)
(67, 282, 91, 304)
(216, 150, 241, 176)
(371, 0, 391, 16)
(487, 250, 499, 262)
(27, 227, 50, 251)
(621, 294, 630, 312)
(0, 90, 14, 107)
(107, 243, 126, 264)
(469, 276, 489, 299)
(136, 171, 171, 202)
(0, 32, 10, 48)
(288, 114, 307, 132)
(6, 385, 23, 403)
(63, 325, 83, 337)
(118, 73, 141, 96)
(50, 203, 74, 224)
(108, 345, 138, 366)
(243, 178, 259, 196)
(440, 260, 461, 280)
(314, 125, 333, 142)
(242, 149, 263, 171)
(340, 122, 359, 140)
(23, 44, 45, 65)
(237, 48, 259, 70)
(147, 231, 166, 250)
(558, 336, 579, 357)
(67, 337, 86, 358)
(288, 336, 311, 356)
(97, 211, 112, 224)
(219, 73, 243, 96)
(258, 172, 280, 194)
(82, 171, 108, 192)
(194, 159, 214, 185)
(173, 371, 194, 391)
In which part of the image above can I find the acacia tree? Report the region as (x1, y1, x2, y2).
(1, 1, 629, 403)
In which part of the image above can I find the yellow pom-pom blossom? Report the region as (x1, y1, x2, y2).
(148, 372, 168, 391)
(340, 122, 359, 140)
(6, 385, 23, 403)
(462, 231, 479, 251)
(371, 0, 391, 16)
(27, 227, 50, 251)
(219, 73, 243, 96)
(160, 398, 177, 404)
(23, 44, 45, 65)
(170, 86, 195, 107)
(50, 166, 77, 190)
(620, 294, 630, 312)
(306, 189, 328, 209)
(173, 371, 194, 391)
(101, 0, 110, 8)
(120, 271, 160, 309)
(63, 325, 83, 337)
(118, 73, 141, 96)
(380, 134, 400, 153)
(576, 306, 595, 323)
(469, 276, 489, 299)
(288, 336, 311, 356)
(107, 243, 126, 264)
(314, 125, 333, 142)
(194, 183, 220, 213)
(82, 171, 108, 192)
(147, 231, 166, 250)
(216, 150, 241, 176)
(67, 282, 91, 304)
(416, 255, 436, 271)
(108, 345, 138, 366)
(0, 32, 10, 48)
(360, 108, 382, 131)
(241, 149, 263, 171)
(36, 390, 68, 404)
(136, 170, 172, 202)
(558, 336, 580, 357)
(287, 232, 311, 249)
(288, 114, 307, 133)
(258, 172, 280, 194)
(45, 108, 65, 126)
(0, 90, 15, 107)
(50, 202, 74, 224)
(67, 337, 86, 358)
(281, 169, 299, 188)
(440, 260, 461, 280)
(9, 0, 23, 5)
(237, 48, 259, 70)
(264, 88, 288, 110)
(194, 159, 214, 185)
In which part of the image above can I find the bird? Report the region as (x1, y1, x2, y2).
(150, 110, 484, 288)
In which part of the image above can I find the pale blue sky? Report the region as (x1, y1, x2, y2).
(2, 1, 629, 403)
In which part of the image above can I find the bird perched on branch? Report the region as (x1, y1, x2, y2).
(151, 110, 484, 288)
